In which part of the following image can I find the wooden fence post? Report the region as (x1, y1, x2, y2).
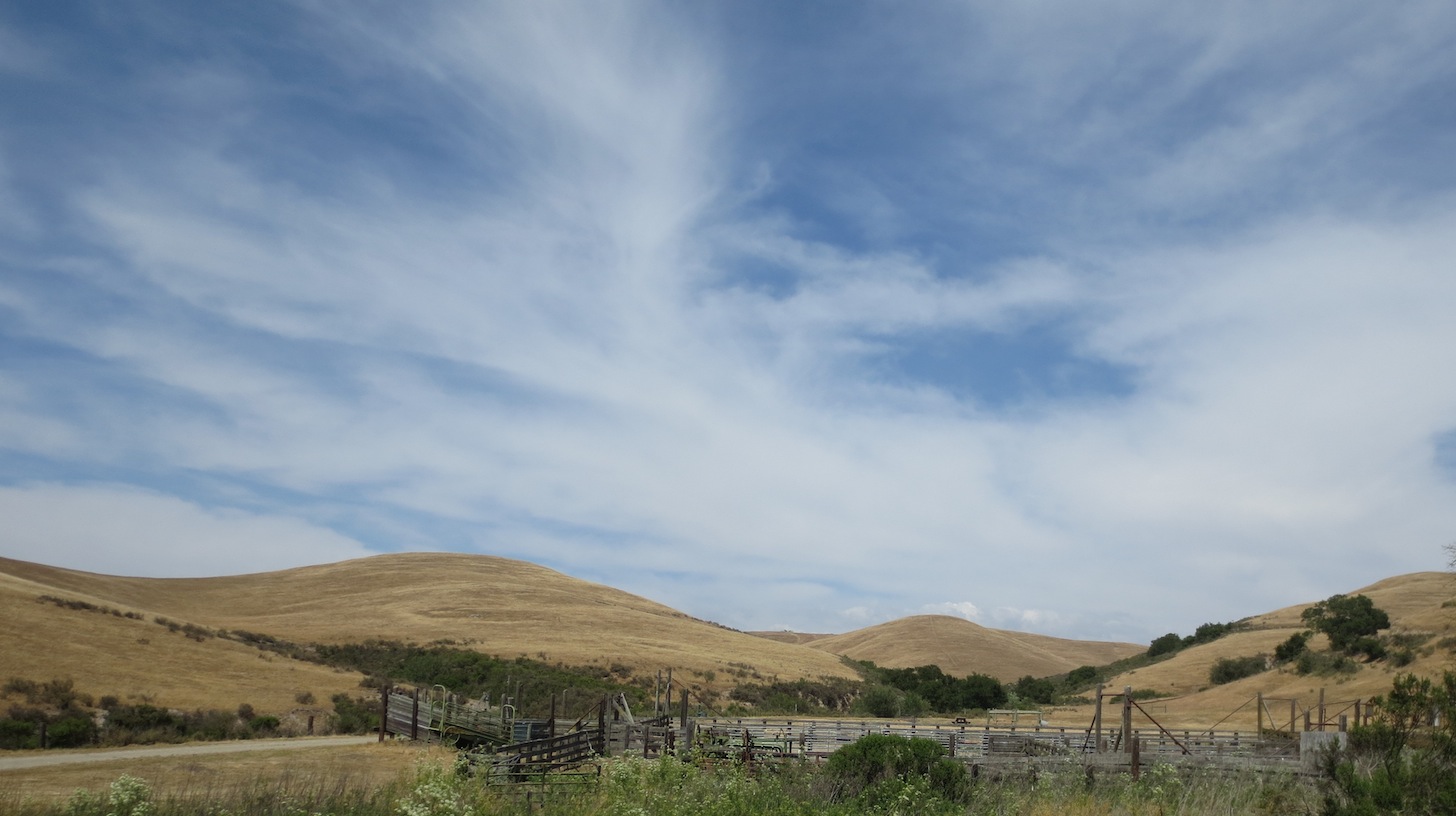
(1121, 686, 1133, 754)
(1093, 684, 1104, 752)
(599, 695, 609, 757)
(378, 686, 389, 742)
(410, 688, 419, 741)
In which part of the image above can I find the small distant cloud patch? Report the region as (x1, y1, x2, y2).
(923, 601, 982, 620)
(991, 606, 1065, 630)
(1435, 429, 1456, 481)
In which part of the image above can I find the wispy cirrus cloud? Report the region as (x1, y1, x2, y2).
(1, 1, 1453, 645)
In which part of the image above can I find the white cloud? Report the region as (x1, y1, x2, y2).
(991, 607, 1066, 631)
(0, 484, 376, 577)
(922, 601, 982, 621)
(2, 2, 1455, 644)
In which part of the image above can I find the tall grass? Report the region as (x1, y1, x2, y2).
(0, 754, 1316, 816)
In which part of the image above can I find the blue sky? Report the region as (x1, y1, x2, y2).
(3, 2, 1456, 645)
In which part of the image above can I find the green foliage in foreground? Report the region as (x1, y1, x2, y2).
(822, 734, 967, 803)
(1319, 671, 1456, 815)
(4, 742, 1319, 816)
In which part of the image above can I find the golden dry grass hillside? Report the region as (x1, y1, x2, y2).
(5, 551, 1449, 732)
(0, 566, 366, 715)
(0, 552, 858, 709)
(788, 615, 1145, 682)
(1054, 572, 1456, 729)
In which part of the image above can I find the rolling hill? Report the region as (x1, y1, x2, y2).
(1056, 571, 1456, 728)
(0, 553, 858, 708)
(762, 616, 1144, 681)
(2, 553, 1451, 729)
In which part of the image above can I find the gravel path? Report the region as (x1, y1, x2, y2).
(0, 735, 378, 771)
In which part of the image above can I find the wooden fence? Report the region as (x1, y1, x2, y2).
(382, 682, 1371, 781)
(694, 717, 1275, 760)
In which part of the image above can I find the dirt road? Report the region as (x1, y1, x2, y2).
(0, 734, 377, 771)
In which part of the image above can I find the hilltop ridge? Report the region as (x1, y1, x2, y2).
(1, 553, 1451, 728)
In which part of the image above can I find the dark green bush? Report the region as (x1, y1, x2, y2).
(1302, 594, 1391, 655)
(186, 709, 245, 741)
(1187, 620, 1244, 646)
(1321, 672, 1456, 815)
(1013, 675, 1057, 705)
(824, 733, 967, 802)
(1349, 636, 1386, 661)
(728, 677, 857, 713)
(1275, 631, 1311, 662)
(1066, 665, 1100, 688)
(1297, 651, 1358, 677)
(46, 714, 97, 748)
(248, 715, 280, 734)
(313, 641, 646, 717)
(103, 703, 186, 744)
(855, 685, 900, 718)
(0, 718, 37, 750)
(331, 693, 379, 734)
(875, 665, 1006, 712)
(1209, 655, 1266, 685)
(1148, 633, 1183, 657)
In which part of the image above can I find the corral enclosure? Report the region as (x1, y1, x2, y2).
(381, 678, 1379, 782)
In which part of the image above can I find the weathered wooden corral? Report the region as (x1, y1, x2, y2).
(379, 681, 1379, 784)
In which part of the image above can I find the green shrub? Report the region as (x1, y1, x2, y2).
(1349, 636, 1386, 661)
(728, 677, 858, 713)
(47, 715, 95, 748)
(103, 703, 186, 745)
(1209, 655, 1266, 685)
(1302, 594, 1391, 655)
(1297, 651, 1358, 677)
(1274, 631, 1311, 662)
(1186, 620, 1244, 646)
(824, 733, 967, 803)
(1066, 665, 1100, 688)
(186, 709, 244, 741)
(1014, 675, 1057, 704)
(248, 715, 280, 734)
(331, 693, 379, 734)
(1320, 672, 1456, 814)
(855, 685, 900, 718)
(875, 665, 1006, 712)
(0, 718, 37, 750)
(1148, 633, 1183, 657)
